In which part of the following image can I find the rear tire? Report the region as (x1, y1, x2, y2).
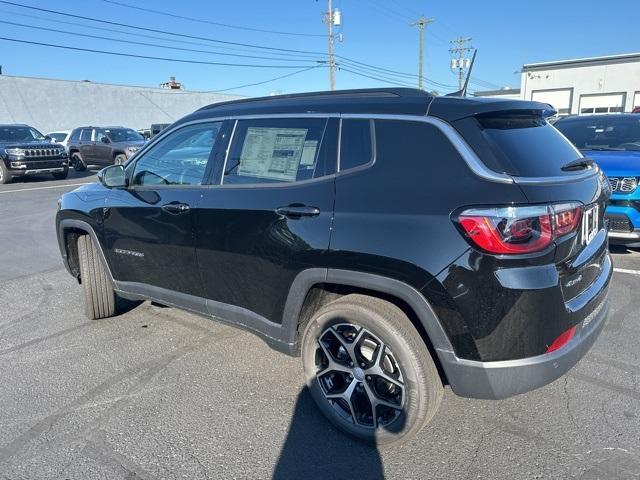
(71, 152, 86, 172)
(301, 294, 444, 446)
(77, 235, 116, 320)
(0, 162, 12, 184)
(52, 166, 69, 180)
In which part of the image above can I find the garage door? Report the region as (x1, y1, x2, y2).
(580, 93, 625, 114)
(531, 89, 572, 115)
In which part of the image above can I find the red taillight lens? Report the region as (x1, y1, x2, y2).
(455, 203, 582, 255)
(546, 326, 577, 353)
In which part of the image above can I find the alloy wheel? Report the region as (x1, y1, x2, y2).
(314, 323, 405, 429)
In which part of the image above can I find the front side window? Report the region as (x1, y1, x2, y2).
(80, 129, 93, 142)
(339, 119, 374, 171)
(223, 118, 330, 185)
(0, 126, 44, 142)
(556, 116, 640, 152)
(131, 122, 222, 186)
(69, 129, 81, 142)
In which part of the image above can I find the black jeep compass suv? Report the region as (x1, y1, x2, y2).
(56, 89, 611, 444)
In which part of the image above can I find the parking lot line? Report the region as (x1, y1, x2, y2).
(613, 268, 640, 276)
(0, 182, 92, 194)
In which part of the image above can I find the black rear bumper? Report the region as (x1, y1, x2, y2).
(437, 253, 611, 399)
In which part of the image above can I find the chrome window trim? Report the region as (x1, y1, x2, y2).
(137, 112, 601, 186)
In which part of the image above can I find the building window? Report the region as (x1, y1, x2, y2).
(579, 93, 625, 115)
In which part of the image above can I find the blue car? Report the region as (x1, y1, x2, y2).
(555, 114, 640, 244)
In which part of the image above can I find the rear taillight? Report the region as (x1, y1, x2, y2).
(454, 203, 582, 255)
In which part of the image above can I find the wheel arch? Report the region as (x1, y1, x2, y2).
(283, 268, 456, 384)
(57, 219, 113, 283)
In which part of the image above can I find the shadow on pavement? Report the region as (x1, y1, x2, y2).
(272, 387, 386, 480)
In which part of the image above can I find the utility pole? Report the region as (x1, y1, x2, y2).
(449, 36, 473, 90)
(410, 16, 434, 90)
(323, 0, 340, 91)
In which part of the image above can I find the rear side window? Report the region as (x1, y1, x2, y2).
(339, 119, 374, 171)
(80, 129, 93, 142)
(455, 113, 581, 177)
(223, 118, 332, 185)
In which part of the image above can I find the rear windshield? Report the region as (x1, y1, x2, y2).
(455, 113, 581, 177)
(555, 116, 640, 152)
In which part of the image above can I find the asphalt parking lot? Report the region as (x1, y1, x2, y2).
(1, 174, 639, 480)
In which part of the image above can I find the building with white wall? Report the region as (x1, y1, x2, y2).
(520, 52, 640, 115)
(0, 75, 243, 134)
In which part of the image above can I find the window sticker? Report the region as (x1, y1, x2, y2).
(238, 127, 308, 181)
(300, 140, 319, 166)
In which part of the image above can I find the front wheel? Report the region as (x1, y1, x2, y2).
(0, 162, 12, 184)
(77, 235, 117, 320)
(301, 294, 444, 446)
(52, 166, 69, 180)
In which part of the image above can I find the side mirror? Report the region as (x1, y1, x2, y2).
(98, 164, 127, 188)
(101, 136, 111, 144)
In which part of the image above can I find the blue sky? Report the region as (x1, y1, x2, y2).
(0, 0, 638, 96)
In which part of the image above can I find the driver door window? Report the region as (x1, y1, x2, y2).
(131, 122, 223, 186)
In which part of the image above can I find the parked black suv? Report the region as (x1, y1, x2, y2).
(0, 124, 68, 184)
(56, 89, 611, 444)
(67, 126, 145, 171)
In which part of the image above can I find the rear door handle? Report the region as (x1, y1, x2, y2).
(162, 202, 191, 214)
(275, 205, 321, 218)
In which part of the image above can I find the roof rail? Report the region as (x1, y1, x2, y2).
(199, 88, 431, 111)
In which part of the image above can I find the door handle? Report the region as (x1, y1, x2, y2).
(162, 202, 191, 214)
(275, 205, 320, 218)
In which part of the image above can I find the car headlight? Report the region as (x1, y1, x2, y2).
(5, 148, 25, 159)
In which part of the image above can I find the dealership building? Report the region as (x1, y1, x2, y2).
(0, 74, 242, 134)
(475, 52, 640, 116)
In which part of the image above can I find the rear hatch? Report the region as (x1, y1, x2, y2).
(450, 108, 611, 306)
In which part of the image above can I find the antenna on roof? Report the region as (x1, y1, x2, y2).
(446, 49, 477, 97)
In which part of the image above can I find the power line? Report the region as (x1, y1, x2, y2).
(0, 0, 326, 57)
(0, 36, 320, 68)
(210, 66, 324, 93)
(0, 19, 324, 63)
(368, 0, 413, 24)
(102, 0, 326, 38)
(338, 64, 418, 88)
(339, 67, 416, 88)
(0, 8, 321, 60)
(0, 0, 456, 91)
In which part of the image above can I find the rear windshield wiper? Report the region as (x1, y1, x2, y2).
(561, 157, 594, 171)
